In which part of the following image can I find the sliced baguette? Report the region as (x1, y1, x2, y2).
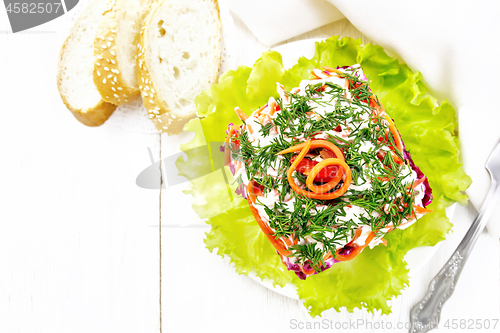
(137, 0, 222, 134)
(57, 0, 117, 126)
(93, 0, 155, 105)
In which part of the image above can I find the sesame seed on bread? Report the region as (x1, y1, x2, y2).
(137, 0, 222, 134)
(57, 0, 117, 126)
(93, 0, 154, 105)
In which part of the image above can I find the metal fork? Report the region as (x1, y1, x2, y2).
(409, 141, 500, 333)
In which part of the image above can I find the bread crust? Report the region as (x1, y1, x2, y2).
(137, 0, 222, 135)
(93, 0, 144, 105)
(57, 0, 117, 127)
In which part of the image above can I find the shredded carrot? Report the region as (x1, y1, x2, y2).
(409, 176, 427, 189)
(247, 181, 298, 256)
(254, 105, 267, 119)
(234, 106, 249, 121)
(261, 114, 272, 124)
(414, 205, 433, 214)
(390, 151, 404, 165)
(323, 227, 390, 263)
(247, 124, 254, 134)
(335, 230, 375, 261)
(268, 100, 277, 116)
(284, 141, 352, 200)
(287, 140, 312, 185)
(377, 175, 395, 182)
(310, 70, 322, 80)
(277, 140, 344, 161)
(305, 158, 348, 194)
(247, 183, 292, 257)
(283, 235, 299, 247)
(321, 66, 343, 76)
(247, 181, 257, 204)
(277, 83, 289, 103)
(383, 114, 403, 153)
(300, 265, 316, 276)
(368, 96, 405, 168)
(369, 95, 385, 113)
(405, 202, 433, 220)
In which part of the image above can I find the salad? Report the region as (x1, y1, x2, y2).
(177, 37, 470, 316)
(224, 65, 433, 280)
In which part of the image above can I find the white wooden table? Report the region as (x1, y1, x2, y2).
(0, 3, 498, 333)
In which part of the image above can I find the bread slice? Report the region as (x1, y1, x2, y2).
(57, 0, 117, 126)
(137, 0, 222, 134)
(93, 0, 154, 105)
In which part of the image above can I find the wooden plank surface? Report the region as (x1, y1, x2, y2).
(0, 3, 497, 333)
(0, 12, 161, 333)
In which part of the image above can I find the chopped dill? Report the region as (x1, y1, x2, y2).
(229, 67, 421, 267)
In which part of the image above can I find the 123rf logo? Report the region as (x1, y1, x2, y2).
(3, 0, 79, 32)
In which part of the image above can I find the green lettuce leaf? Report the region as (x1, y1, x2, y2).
(176, 36, 471, 316)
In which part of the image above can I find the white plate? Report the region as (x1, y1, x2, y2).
(246, 39, 457, 299)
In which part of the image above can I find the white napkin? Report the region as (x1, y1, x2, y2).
(228, 0, 345, 46)
(326, 0, 500, 237)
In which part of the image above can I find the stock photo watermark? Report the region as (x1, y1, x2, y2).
(136, 143, 237, 190)
(3, 0, 79, 33)
(137, 143, 244, 228)
(136, 142, 365, 191)
(289, 318, 499, 331)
